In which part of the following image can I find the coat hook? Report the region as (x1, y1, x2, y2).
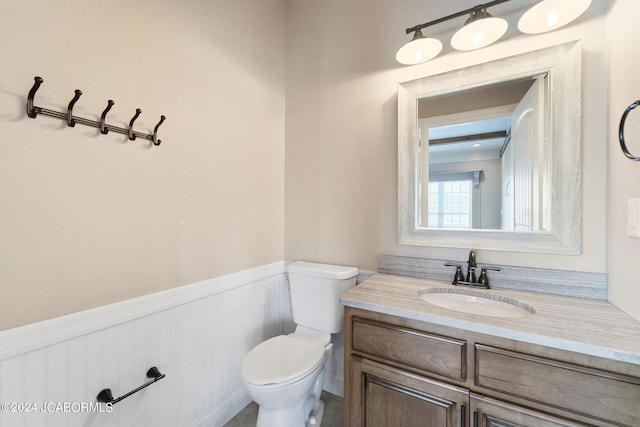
(152, 115, 166, 146)
(27, 76, 44, 119)
(100, 100, 115, 135)
(67, 89, 82, 127)
(128, 108, 141, 140)
(25, 76, 166, 146)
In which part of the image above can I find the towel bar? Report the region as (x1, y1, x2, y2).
(97, 367, 165, 406)
(618, 100, 640, 161)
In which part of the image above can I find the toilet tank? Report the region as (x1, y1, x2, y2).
(287, 261, 358, 334)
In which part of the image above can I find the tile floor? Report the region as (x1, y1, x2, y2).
(224, 391, 343, 427)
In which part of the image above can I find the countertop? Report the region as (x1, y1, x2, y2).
(340, 273, 640, 365)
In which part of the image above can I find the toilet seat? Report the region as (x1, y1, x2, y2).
(241, 335, 325, 387)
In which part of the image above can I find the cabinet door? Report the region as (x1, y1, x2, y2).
(349, 357, 468, 427)
(470, 394, 589, 427)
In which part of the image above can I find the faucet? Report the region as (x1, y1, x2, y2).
(444, 250, 500, 289)
(466, 250, 477, 283)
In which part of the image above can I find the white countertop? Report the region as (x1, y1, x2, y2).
(340, 273, 640, 365)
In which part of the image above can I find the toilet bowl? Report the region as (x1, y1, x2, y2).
(241, 334, 328, 426)
(240, 261, 358, 427)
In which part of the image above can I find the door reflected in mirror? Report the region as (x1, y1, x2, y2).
(417, 74, 549, 231)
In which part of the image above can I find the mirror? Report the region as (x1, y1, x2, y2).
(398, 41, 581, 254)
(418, 73, 549, 231)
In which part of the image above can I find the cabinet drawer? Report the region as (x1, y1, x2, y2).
(471, 393, 587, 427)
(352, 318, 466, 381)
(475, 345, 640, 426)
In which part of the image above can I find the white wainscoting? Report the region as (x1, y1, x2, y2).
(0, 262, 295, 427)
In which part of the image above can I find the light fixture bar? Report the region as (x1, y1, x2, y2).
(397, 0, 592, 65)
(405, 0, 512, 34)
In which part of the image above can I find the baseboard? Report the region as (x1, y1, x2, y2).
(195, 388, 252, 427)
(323, 371, 345, 398)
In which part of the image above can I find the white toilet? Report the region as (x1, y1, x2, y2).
(240, 261, 358, 427)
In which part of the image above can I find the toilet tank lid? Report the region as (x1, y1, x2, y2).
(287, 261, 358, 280)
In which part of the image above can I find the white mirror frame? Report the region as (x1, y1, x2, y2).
(398, 41, 582, 254)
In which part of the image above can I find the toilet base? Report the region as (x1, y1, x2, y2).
(255, 398, 325, 427)
(308, 400, 325, 426)
(256, 401, 304, 427)
(254, 371, 325, 427)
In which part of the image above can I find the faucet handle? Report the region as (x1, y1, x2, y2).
(444, 263, 464, 285)
(477, 266, 501, 288)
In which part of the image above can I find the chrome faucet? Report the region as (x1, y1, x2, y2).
(444, 250, 500, 289)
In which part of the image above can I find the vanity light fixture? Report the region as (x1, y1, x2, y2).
(518, 0, 592, 34)
(397, 0, 591, 65)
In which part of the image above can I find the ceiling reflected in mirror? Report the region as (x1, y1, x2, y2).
(420, 77, 536, 165)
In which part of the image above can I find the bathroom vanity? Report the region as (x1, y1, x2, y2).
(341, 274, 640, 427)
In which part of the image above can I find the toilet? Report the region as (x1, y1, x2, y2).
(240, 261, 358, 427)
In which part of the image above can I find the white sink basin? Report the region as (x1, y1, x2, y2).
(418, 288, 535, 318)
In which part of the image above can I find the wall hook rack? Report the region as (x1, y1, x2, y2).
(618, 100, 640, 161)
(97, 367, 165, 406)
(26, 76, 166, 146)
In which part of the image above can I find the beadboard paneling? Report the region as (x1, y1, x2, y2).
(0, 262, 293, 427)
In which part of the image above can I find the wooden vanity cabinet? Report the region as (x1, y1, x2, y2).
(344, 307, 640, 427)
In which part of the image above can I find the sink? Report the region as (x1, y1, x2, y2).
(418, 288, 535, 318)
